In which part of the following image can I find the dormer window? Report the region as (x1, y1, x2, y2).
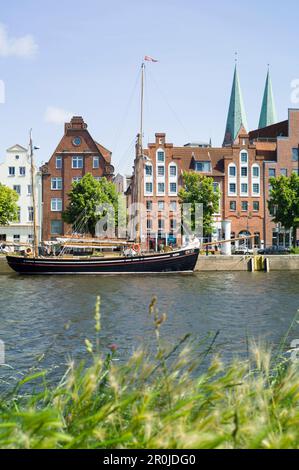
(195, 161, 211, 172)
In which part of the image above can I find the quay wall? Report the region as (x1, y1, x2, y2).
(195, 255, 299, 271)
(0, 257, 13, 274)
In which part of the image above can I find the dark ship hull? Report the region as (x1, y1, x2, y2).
(6, 248, 199, 275)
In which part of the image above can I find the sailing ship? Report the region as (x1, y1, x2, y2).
(7, 62, 200, 275)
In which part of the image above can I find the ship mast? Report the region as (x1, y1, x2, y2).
(136, 62, 145, 244)
(29, 130, 39, 257)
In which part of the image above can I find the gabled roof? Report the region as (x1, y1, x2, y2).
(6, 144, 27, 153)
(223, 65, 248, 146)
(258, 69, 277, 129)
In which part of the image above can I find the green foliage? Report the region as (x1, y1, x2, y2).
(0, 184, 19, 226)
(62, 174, 118, 236)
(1, 300, 299, 449)
(179, 172, 220, 236)
(268, 174, 299, 246)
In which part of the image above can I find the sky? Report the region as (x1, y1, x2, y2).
(0, 0, 299, 174)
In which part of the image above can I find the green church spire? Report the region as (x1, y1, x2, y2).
(223, 64, 248, 146)
(258, 68, 277, 129)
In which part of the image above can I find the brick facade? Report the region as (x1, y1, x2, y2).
(131, 109, 299, 249)
(41, 116, 114, 241)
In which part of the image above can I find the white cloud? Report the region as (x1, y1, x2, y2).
(0, 24, 38, 58)
(45, 106, 73, 125)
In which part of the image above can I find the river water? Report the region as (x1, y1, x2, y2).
(0, 272, 299, 385)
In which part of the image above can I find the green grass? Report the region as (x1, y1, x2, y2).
(290, 247, 299, 254)
(0, 297, 299, 449)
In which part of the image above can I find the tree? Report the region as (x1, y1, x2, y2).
(62, 174, 118, 237)
(268, 173, 299, 247)
(0, 184, 19, 225)
(179, 172, 220, 237)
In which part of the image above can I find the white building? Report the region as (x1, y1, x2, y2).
(0, 144, 42, 246)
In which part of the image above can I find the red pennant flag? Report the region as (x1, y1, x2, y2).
(144, 56, 158, 62)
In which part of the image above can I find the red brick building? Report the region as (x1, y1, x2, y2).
(129, 66, 299, 250)
(41, 116, 114, 241)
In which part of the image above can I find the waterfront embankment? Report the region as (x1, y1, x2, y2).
(0, 257, 13, 274)
(195, 255, 299, 271)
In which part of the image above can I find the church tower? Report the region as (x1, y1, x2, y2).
(258, 67, 277, 129)
(223, 64, 248, 147)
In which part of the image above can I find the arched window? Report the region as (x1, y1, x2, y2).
(156, 149, 165, 163)
(240, 150, 248, 164)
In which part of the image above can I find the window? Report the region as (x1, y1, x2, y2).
(158, 182, 165, 193)
(169, 165, 177, 177)
(241, 152, 248, 163)
(72, 156, 83, 169)
(72, 177, 82, 183)
(253, 201, 260, 211)
(146, 200, 152, 211)
(170, 219, 177, 230)
(51, 220, 63, 235)
(169, 182, 177, 194)
(170, 201, 177, 212)
(8, 167, 15, 176)
(157, 166, 165, 176)
(281, 168, 288, 176)
(27, 185, 32, 195)
(252, 183, 260, 194)
(229, 165, 236, 177)
(51, 198, 62, 212)
(51, 177, 63, 190)
(19, 167, 26, 176)
(230, 201, 236, 211)
(157, 151, 165, 162)
(145, 165, 152, 176)
(13, 235, 20, 243)
(28, 234, 33, 243)
(16, 207, 21, 222)
(145, 182, 153, 194)
(254, 232, 260, 247)
(241, 183, 248, 194)
(213, 182, 219, 193)
(241, 167, 248, 177)
(195, 161, 211, 172)
(292, 148, 299, 161)
(93, 156, 99, 169)
(13, 185, 21, 195)
(28, 207, 34, 222)
(158, 219, 165, 230)
(229, 183, 236, 194)
(252, 166, 260, 177)
(241, 201, 248, 211)
(56, 156, 62, 169)
(269, 168, 276, 177)
(147, 219, 152, 230)
(158, 201, 165, 211)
